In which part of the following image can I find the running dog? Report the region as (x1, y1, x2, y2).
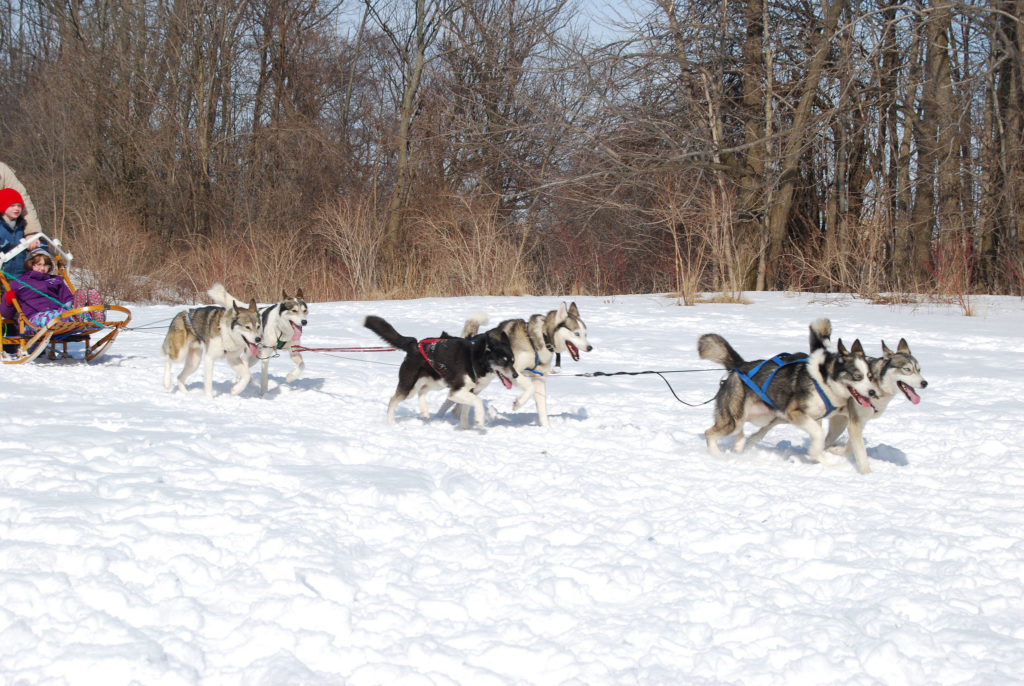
(698, 319, 875, 465)
(162, 285, 262, 397)
(443, 302, 594, 427)
(364, 315, 518, 428)
(209, 284, 308, 395)
(821, 339, 927, 473)
(744, 337, 927, 473)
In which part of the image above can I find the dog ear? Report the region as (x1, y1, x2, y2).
(850, 339, 865, 355)
(881, 340, 894, 357)
(555, 302, 568, 323)
(568, 302, 580, 318)
(837, 338, 849, 355)
(296, 287, 304, 300)
(281, 289, 290, 300)
(248, 298, 258, 312)
(897, 338, 910, 355)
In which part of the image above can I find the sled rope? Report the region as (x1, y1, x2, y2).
(564, 368, 721, 407)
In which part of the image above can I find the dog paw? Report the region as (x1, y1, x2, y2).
(810, 452, 841, 467)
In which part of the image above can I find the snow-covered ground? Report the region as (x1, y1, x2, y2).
(1, 292, 1022, 686)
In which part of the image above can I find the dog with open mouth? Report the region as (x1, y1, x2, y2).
(698, 318, 876, 468)
(364, 315, 518, 428)
(441, 302, 593, 427)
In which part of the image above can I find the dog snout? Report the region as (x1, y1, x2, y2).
(586, 344, 593, 352)
(301, 319, 307, 326)
(920, 379, 928, 388)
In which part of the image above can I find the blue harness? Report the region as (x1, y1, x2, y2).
(734, 353, 836, 416)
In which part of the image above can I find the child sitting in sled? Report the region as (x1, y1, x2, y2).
(1, 250, 103, 327)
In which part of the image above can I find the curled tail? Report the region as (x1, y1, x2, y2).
(364, 315, 418, 353)
(460, 312, 488, 338)
(809, 318, 832, 353)
(697, 333, 746, 369)
(207, 282, 246, 310)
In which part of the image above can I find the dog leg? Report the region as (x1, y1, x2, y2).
(163, 357, 173, 390)
(178, 347, 201, 393)
(260, 358, 270, 396)
(228, 354, 252, 395)
(285, 348, 304, 383)
(741, 418, 781, 451)
(511, 372, 536, 411)
(386, 391, 406, 424)
(418, 387, 432, 418)
(203, 352, 217, 397)
(846, 414, 871, 474)
(533, 377, 549, 427)
(789, 412, 834, 465)
(449, 382, 486, 428)
(824, 413, 849, 449)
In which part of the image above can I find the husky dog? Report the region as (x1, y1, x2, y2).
(744, 337, 927, 474)
(364, 315, 518, 428)
(698, 319, 875, 465)
(162, 285, 262, 397)
(209, 284, 308, 396)
(821, 339, 927, 473)
(444, 302, 594, 427)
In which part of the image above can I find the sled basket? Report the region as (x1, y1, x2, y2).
(1, 235, 132, 363)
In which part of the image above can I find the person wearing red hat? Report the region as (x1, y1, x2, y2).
(0, 186, 45, 280)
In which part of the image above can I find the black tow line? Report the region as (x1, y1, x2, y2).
(557, 368, 721, 407)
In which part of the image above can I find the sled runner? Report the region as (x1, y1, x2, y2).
(1, 234, 131, 363)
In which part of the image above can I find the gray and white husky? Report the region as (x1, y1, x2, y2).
(209, 284, 308, 395)
(698, 319, 875, 466)
(743, 337, 927, 474)
(445, 302, 593, 427)
(162, 284, 262, 397)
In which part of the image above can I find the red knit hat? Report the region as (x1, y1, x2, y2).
(0, 188, 25, 215)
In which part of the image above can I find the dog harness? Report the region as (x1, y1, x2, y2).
(734, 353, 836, 416)
(418, 337, 480, 383)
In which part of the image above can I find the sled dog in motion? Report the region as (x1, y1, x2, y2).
(363, 315, 518, 428)
(744, 337, 927, 474)
(444, 302, 594, 427)
(162, 284, 262, 397)
(697, 319, 875, 465)
(209, 284, 308, 396)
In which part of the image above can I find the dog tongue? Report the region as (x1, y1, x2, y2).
(499, 372, 513, 389)
(249, 342, 260, 357)
(903, 384, 921, 405)
(291, 323, 303, 342)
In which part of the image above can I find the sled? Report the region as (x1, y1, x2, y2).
(1, 234, 132, 364)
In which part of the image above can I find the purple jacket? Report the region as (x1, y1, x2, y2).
(6, 269, 73, 320)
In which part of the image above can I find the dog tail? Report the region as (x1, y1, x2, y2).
(460, 312, 488, 338)
(207, 282, 244, 310)
(698, 333, 745, 369)
(809, 318, 832, 353)
(364, 315, 418, 353)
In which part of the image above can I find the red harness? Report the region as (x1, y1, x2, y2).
(417, 338, 447, 376)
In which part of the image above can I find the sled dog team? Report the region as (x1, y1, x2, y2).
(161, 286, 926, 474)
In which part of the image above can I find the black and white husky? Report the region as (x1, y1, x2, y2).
(364, 315, 518, 428)
(446, 302, 594, 427)
(698, 319, 875, 466)
(162, 285, 262, 397)
(209, 284, 308, 395)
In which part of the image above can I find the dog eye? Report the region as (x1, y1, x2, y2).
(852, 373, 863, 381)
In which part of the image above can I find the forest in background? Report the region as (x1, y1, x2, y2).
(0, 0, 1021, 304)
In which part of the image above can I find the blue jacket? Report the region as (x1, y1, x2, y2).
(0, 217, 29, 279)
